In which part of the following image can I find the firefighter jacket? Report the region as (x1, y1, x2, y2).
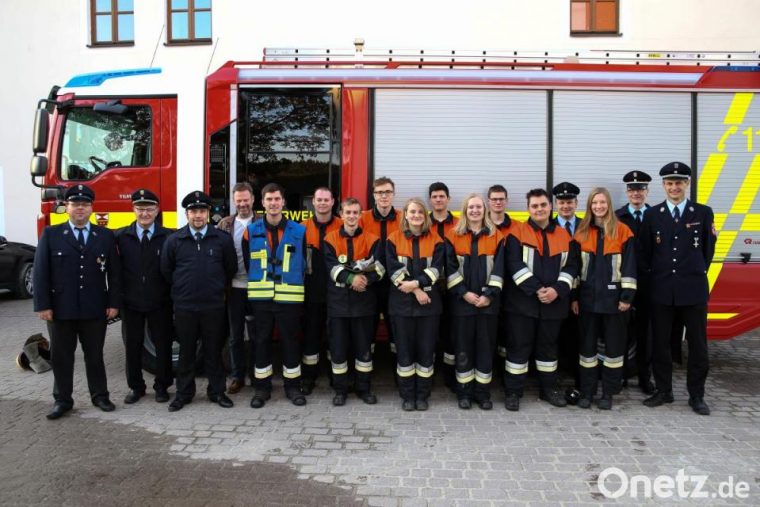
(243, 218, 306, 304)
(323, 227, 384, 318)
(493, 213, 519, 236)
(430, 211, 456, 241)
(615, 203, 652, 304)
(33, 222, 121, 320)
(301, 215, 343, 304)
(115, 221, 172, 312)
(386, 229, 449, 317)
(359, 206, 402, 267)
(160, 225, 237, 312)
(505, 219, 579, 319)
(638, 199, 716, 306)
(444, 227, 505, 316)
(574, 222, 637, 314)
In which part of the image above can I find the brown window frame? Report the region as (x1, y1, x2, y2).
(89, 0, 135, 47)
(166, 0, 213, 45)
(570, 0, 620, 36)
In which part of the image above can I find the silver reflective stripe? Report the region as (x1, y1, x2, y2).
(611, 253, 622, 282)
(355, 359, 373, 372)
(443, 353, 456, 365)
(332, 361, 348, 374)
(416, 363, 434, 378)
(621, 276, 637, 289)
(580, 251, 590, 281)
(535, 360, 558, 372)
(522, 246, 535, 272)
(456, 369, 475, 383)
(488, 274, 503, 289)
(558, 272, 574, 288)
(254, 365, 273, 379)
(397, 363, 415, 377)
(505, 361, 528, 375)
(302, 353, 319, 366)
(513, 267, 532, 285)
(447, 272, 464, 289)
(283, 365, 302, 379)
(560, 250, 569, 268)
(603, 355, 624, 369)
(424, 267, 440, 283)
(390, 267, 408, 284)
(474, 369, 492, 384)
(486, 254, 494, 280)
(375, 262, 386, 278)
(579, 355, 599, 368)
(330, 265, 346, 282)
(305, 248, 313, 275)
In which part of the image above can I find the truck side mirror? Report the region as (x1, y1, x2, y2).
(32, 108, 49, 154)
(30, 155, 48, 177)
(94, 100, 127, 115)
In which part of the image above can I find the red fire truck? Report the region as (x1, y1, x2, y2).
(31, 47, 760, 344)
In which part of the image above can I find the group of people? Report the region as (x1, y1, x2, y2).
(33, 160, 716, 420)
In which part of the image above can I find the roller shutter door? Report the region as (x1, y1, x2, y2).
(554, 91, 691, 211)
(698, 93, 760, 262)
(374, 89, 547, 214)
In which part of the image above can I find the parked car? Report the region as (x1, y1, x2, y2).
(0, 236, 35, 298)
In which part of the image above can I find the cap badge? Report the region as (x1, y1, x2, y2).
(140, 190, 145, 196)
(78, 185, 83, 190)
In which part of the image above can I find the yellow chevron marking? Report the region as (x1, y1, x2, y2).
(740, 213, 760, 231)
(713, 213, 728, 231)
(697, 153, 727, 204)
(729, 154, 760, 214)
(51, 211, 178, 229)
(723, 93, 753, 125)
(707, 313, 738, 320)
(713, 230, 738, 263)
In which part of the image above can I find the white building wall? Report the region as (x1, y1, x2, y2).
(1, 0, 758, 244)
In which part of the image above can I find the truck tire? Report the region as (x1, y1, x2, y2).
(13, 262, 33, 299)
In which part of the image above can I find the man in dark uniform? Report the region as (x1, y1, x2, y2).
(161, 191, 237, 412)
(639, 162, 716, 415)
(115, 188, 173, 404)
(615, 171, 655, 394)
(33, 184, 121, 420)
(551, 182, 582, 395)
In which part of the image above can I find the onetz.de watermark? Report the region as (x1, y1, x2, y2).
(598, 467, 751, 499)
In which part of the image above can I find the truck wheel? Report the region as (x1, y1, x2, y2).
(13, 263, 33, 299)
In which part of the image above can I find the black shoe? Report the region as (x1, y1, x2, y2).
(564, 387, 581, 406)
(402, 400, 415, 411)
(639, 379, 656, 395)
(301, 379, 316, 396)
(458, 398, 471, 410)
(208, 393, 234, 408)
(539, 389, 567, 408)
(415, 399, 429, 411)
(476, 399, 493, 410)
(93, 398, 115, 412)
(155, 389, 170, 403)
(688, 397, 710, 416)
(504, 394, 520, 412)
(124, 390, 145, 404)
(168, 398, 189, 412)
(643, 390, 674, 407)
(333, 393, 347, 406)
(577, 397, 592, 409)
(597, 395, 612, 410)
(250, 390, 271, 409)
(286, 389, 307, 406)
(358, 392, 377, 405)
(46, 402, 72, 420)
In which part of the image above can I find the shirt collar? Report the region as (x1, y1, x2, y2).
(137, 222, 156, 235)
(69, 221, 90, 232)
(665, 199, 688, 214)
(190, 224, 209, 237)
(628, 204, 647, 216)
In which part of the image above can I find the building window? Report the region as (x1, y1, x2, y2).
(167, 0, 212, 44)
(570, 0, 619, 35)
(90, 0, 134, 45)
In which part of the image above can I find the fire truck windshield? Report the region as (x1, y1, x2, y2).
(60, 105, 152, 181)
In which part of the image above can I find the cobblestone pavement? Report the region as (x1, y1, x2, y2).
(2, 294, 759, 506)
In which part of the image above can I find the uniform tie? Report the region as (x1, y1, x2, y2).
(564, 220, 572, 236)
(673, 206, 681, 222)
(76, 227, 86, 248)
(634, 210, 642, 223)
(195, 232, 203, 242)
(141, 228, 150, 247)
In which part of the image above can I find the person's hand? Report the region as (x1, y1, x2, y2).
(538, 287, 558, 304)
(570, 301, 579, 315)
(351, 274, 368, 292)
(618, 301, 631, 312)
(106, 308, 119, 319)
(398, 280, 418, 294)
(463, 292, 479, 305)
(475, 295, 491, 308)
(414, 289, 431, 306)
(38, 310, 53, 321)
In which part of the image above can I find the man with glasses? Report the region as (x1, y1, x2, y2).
(115, 188, 174, 404)
(615, 171, 655, 394)
(33, 184, 121, 420)
(360, 177, 402, 355)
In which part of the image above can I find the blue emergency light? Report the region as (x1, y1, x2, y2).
(65, 68, 162, 87)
